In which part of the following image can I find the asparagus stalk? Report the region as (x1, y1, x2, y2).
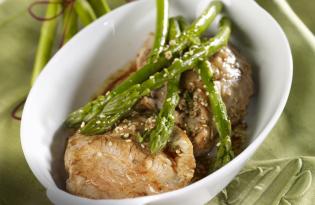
(65, 95, 105, 128)
(175, 16, 189, 31)
(149, 17, 182, 154)
(61, 4, 78, 45)
(66, 0, 169, 128)
(149, 77, 180, 153)
(65, 1, 223, 128)
(115, 0, 223, 89)
(198, 60, 233, 169)
(88, 0, 111, 17)
(80, 17, 231, 135)
(30, 2, 61, 85)
(74, 0, 97, 26)
(166, 17, 181, 42)
(148, 0, 169, 62)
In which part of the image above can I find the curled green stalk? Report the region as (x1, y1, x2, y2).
(198, 60, 233, 169)
(65, 1, 223, 128)
(30, 3, 61, 85)
(149, 17, 182, 154)
(88, 0, 111, 17)
(80, 17, 231, 135)
(61, 3, 78, 45)
(74, 0, 96, 26)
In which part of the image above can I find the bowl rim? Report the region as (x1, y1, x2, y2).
(21, 0, 293, 203)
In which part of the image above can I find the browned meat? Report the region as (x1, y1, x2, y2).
(134, 96, 157, 111)
(211, 46, 253, 124)
(134, 85, 167, 112)
(64, 43, 253, 199)
(65, 126, 195, 199)
(180, 46, 253, 156)
(178, 84, 214, 157)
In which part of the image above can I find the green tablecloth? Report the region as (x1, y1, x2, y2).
(0, 0, 314, 204)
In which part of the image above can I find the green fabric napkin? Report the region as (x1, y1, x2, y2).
(0, 0, 314, 204)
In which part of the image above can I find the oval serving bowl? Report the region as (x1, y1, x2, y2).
(21, 0, 292, 204)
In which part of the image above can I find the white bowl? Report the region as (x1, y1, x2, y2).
(21, 0, 292, 204)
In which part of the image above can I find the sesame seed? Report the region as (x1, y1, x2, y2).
(80, 122, 85, 128)
(108, 141, 112, 146)
(123, 133, 130, 138)
(164, 51, 172, 60)
(169, 40, 176, 46)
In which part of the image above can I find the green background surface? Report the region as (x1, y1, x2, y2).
(0, 0, 314, 204)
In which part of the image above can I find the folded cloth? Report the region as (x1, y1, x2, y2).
(209, 157, 315, 205)
(0, 0, 314, 204)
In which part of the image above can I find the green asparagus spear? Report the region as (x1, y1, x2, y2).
(30, 3, 61, 85)
(175, 16, 189, 31)
(149, 17, 182, 154)
(149, 0, 169, 61)
(80, 17, 231, 135)
(198, 60, 233, 169)
(65, 95, 106, 128)
(66, 0, 169, 128)
(167, 17, 181, 42)
(88, 0, 111, 17)
(149, 77, 180, 153)
(74, 0, 96, 26)
(65, 1, 223, 128)
(61, 4, 78, 45)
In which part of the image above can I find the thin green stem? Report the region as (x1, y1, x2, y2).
(88, 0, 111, 17)
(148, 0, 169, 61)
(198, 60, 233, 169)
(149, 76, 180, 153)
(61, 3, 78, 45)
(167, 17, 181, 42)
(149, 17, 182, 153)
(74, 0, 97, 26)
(31, 2, 61, 85)
(175, 15, 189, 31)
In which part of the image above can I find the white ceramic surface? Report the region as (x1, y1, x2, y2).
(21, 0, 292, 204)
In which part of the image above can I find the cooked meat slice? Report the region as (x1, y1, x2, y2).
(134, 96, 157, 111)
(64, 127, 195, 199)
(210, 46, 254, 124)
(178, 87, 214, 157)
(181, 46, 253, 156)
(151, 85, 167, 110)
(134, 85, 167, 112)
